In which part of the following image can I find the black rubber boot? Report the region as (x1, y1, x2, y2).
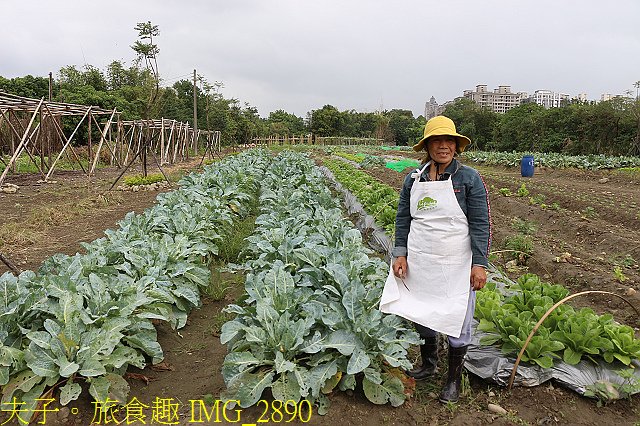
(406, 337, 438, 381)
(439, 345, 468, 403)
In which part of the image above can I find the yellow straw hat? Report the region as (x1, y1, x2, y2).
(412, 116, 471, 153)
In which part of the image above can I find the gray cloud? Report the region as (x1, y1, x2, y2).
(2, 0, 638, 117)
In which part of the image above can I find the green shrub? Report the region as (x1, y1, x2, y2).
(123, 173, 165, 186)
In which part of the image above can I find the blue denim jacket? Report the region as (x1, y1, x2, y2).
(391, 158, 492, 267)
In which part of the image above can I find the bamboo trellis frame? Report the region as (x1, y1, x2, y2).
(119, 119, 218, 166)
(0, 91, 117, 185)
(1, 92, 222, 185)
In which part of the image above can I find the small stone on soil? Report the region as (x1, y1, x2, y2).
(488, 403, 507, 415)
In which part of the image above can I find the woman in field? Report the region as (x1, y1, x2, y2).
(380, 115, 492, 403)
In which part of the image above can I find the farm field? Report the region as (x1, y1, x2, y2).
(1, 147, 639, 425)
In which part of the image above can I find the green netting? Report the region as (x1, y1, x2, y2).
(385, 158, 420, 172)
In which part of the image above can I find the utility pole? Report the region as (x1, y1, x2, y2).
(193, 69, 198, 156)
(48, 72, 53, 101)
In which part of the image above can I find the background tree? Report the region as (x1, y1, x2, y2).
(386, 109, 417, 146)
(0, 75, 50, 98)
(309, 105, 343, 136)
(131, 21, 161, 118)
(266, 110, 305, 135)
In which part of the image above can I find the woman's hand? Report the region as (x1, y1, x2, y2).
(393, 256, 408, 279)
(470, 265, 487, 290)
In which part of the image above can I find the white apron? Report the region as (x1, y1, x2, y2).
(380, 162, 472, 337)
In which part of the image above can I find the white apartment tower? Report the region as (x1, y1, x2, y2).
(532, 90, 570, 108)
(424, 96, 440, 119)
(463, 85, 527, 113)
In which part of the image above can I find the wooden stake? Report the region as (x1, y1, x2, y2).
(0, 252, 22, 275)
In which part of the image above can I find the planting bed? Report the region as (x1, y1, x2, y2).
(1, 148, 639, 425)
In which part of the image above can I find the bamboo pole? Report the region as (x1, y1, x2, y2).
(89, 109, 117, 174)
(87, 107, 92, 163)
(160, 118, 165, 165)
(0, 252, 21, 275)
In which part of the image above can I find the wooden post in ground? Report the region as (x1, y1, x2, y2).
(160, 118, 165, 165)
(87, 107, 92, 165)
(193, 69, 198, 156)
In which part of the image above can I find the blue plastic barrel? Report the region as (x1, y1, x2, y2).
(521, 155, 534, 177)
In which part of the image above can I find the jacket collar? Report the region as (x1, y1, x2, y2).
(419, 158, 461, 180)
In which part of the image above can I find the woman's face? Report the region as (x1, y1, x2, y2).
(427, 135, 457, 165)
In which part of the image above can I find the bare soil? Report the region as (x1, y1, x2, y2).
(1, 151, 639, 425)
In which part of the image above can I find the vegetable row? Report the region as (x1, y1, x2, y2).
(464, 150, 640, 170)
(220, 151, 420, 414)
(0, 150, 264, 412)
(323, 159, 399, 234)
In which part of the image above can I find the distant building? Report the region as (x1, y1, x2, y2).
(463, 85, 527, 114)
(424, 96, 439, 119)
(428, 85, 618, 115)
(527, 90, 571, 108)
(424, 96, 451, 119)
(599, 93, 632, 103)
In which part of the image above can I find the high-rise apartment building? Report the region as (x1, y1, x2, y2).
(530, 90, 570, 108)
(426, 85, 617, 116)
(424, 96, 439, 119)
(463, 85, 528, 113)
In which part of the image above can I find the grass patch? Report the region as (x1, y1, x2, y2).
(204, 197, 258, 300)
(28, 206, 74, 226)
(123, 173, 165, 186)
(1, 154, 106, 174)
(0, 223, 43, 249)
(529, 194, 546, 205)
(217, 203, 259, 263)
(205, 266, 241, 301)
(581, 206, 598, 219)
(609, 254, 636, 269)
(617, 167, 640, 177)
(26, 195, 109, 227)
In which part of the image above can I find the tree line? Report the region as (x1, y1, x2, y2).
(2, 69, 638, 156)
(0, 66, 425, 147)
(443, 95, 640, 157)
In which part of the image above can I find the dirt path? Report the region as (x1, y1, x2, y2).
(1, 151, 639, 425)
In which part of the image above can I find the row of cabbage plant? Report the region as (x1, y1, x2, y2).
(220, 150, 420, 414)
(463, 150, 640, 169)
(0, 150, 268, 413)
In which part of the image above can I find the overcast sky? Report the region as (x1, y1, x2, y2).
(2, 1, 639, 118)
